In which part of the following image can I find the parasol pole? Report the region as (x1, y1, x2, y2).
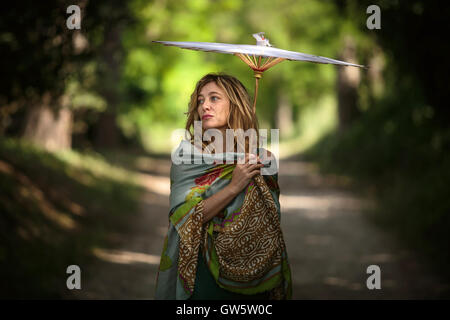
(234, 53, 285, 114)
(253, 71, 263, 114)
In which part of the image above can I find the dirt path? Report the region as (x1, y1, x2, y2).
(68, 157, 171, 299)
(70, 155, 447, 299)
(279, 157, 446, 299)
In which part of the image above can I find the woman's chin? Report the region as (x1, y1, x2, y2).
(203, 124, 220, 130)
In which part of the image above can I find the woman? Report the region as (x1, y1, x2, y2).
(155, 73, 292, 300)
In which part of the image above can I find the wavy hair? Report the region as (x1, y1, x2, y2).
(185, 72, 259, 154)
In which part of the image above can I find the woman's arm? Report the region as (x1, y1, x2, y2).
(201, 184, 239, 224)
(201, 153, 264, 224)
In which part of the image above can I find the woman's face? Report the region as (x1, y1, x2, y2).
(197, 81, 230, 132)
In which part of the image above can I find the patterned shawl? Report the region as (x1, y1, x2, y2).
(154, 140, 292, 300)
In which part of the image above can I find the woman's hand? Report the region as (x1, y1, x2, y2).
(201, 152, 268, 224)
(228, 153, 265, 195)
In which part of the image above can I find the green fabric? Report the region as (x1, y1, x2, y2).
(159, 234, 172, 271)
(189, 250, 271, 300)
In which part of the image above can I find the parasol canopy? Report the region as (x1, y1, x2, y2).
(153, 32, 367, 112)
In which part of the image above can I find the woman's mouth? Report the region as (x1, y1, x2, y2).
(202, 115, 213, 120)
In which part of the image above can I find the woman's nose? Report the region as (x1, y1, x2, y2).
(202, 102, 211, 112)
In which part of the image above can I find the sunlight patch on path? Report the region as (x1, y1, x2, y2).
(136, 173, 170, 196)
(280, 193, 370, 219)
(92, 247, 160, 265)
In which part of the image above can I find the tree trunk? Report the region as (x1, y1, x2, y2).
(276, 90, 294, 139)
(21, 92, 73, 151)
(93, 23, 122, 149)
(94, 111, 120, 148)
(336, 36, 361, 132)
(368, 45, 385, 99)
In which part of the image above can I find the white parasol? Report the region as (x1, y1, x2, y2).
(153, 32, 367, 112)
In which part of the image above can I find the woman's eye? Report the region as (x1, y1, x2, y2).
(211, 96, 218, 102)
(198, 99, 204, 104)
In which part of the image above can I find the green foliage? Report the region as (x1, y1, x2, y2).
(118, 0, 362, 152)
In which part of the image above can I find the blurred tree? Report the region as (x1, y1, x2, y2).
(0, 1, 82, 150)
(276, 88, 294, 139)
(90, 3, 132, 148)
(0, 0, 132, 151)
(338, 0, 450, 129)
(337, 35, 361, 132)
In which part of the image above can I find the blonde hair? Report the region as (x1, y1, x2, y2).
(185, 73, 259, 154)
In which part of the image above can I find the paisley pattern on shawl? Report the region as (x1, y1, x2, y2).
(154, 140, 292, 300)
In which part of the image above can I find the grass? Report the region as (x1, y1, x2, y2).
(0, 137, 145, 299)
